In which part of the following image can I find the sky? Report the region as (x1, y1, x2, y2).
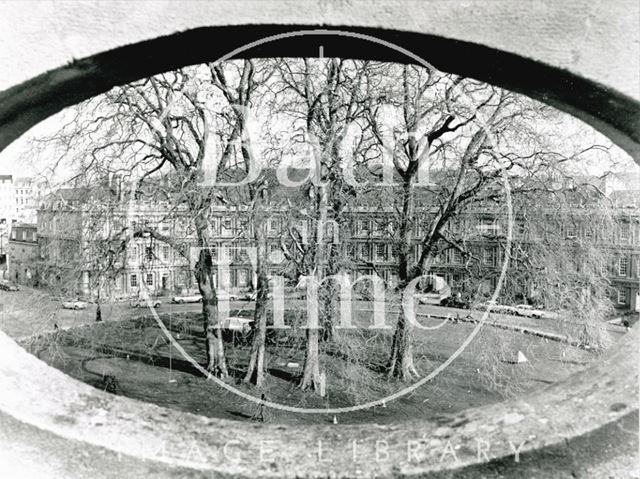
(1, 77, 639, 187)
(0, 113, 65, 179)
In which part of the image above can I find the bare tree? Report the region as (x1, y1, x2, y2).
(363, 63, 611, 380)
(32, 63, 273, 377)
(207, 58, 276, 386)
(36, 181, 131, 308)
(272, 57, 369, 392)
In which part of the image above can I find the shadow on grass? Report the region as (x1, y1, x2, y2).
(226, 410, 254, 420)
(266, 366, 300, 383)
(76, 342, 247, 380)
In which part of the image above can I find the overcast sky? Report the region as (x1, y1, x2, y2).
(1, 82, 639, 185)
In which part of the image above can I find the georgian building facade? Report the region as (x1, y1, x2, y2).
(37, 192, 193, 298)
(608, 208, 640, 311)
(34, 186, 640, 311)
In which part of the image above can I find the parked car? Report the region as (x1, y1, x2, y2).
(130, 299, 161, 308)
(112, 294, 138, 303)
(0, 281, 19, 292)
(62, 300, 88, 310)
(246, 286, 301, 302)
(245, 291, 258, 301)
(236, 291, 254, 301)
(216, 290, 240, 301)
(171, 294, 202, 304)
(416, 292, 451, 305)
(515, 304, 558, 319)
(473, 300, 514, 315)
(472, 299, 494, 311)
(440, 296, 470, 309)
(219, 316, 254, 332)
(216, 316, 254, 343)
(620, 315, 639, 328)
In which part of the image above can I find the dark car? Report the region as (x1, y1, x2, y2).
(621, 315, 639, 328)
(0, 281, 19, 292)
(440, 296, 469, 309)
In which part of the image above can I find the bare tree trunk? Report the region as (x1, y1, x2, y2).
(195, 236, 228, 378)
(387, 179, 419, 380)
(319, 176, 346, 343)
(319, 287, 336, 342)
(301, 185, 326, 392)
(301, 328, 322, 390)
(387, 302, 419, 380)
(203, 297, 227, 377)
(320, 227, 343, 342)
(245, 228, 269, 386)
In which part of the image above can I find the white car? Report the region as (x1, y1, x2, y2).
(416, 293, 449, 305)
(217, 316, 254, 342)
(474, 300, 514, 315)
(171, 294, 202, 304)
(171, 290, 241, 304)
(217, 316, 254, 332)
(216, 290, 240, 301)
(514, 304, 557, 319)
(130, 299, 161, 308)
(62, 300, 88, 310)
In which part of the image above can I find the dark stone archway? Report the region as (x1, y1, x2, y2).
(1, 26, 639, 160)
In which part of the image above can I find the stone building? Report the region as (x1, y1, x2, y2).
(0, 175, 15, 278)
(6, 223, 38, 285)
(0, 174, 15, 224)
(36, 189, 193, 298)
(34, 179, 640, 311)
(13, 177, 43, 223)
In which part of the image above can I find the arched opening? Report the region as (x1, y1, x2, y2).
(0, 24, 638, 478)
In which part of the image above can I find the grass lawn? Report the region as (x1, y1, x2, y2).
(24, 306, 600, 425)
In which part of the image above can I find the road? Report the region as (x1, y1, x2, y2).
(0, 285, 628, 343)
(0, 286, 212, 339)
(412, 302, 627, 338)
